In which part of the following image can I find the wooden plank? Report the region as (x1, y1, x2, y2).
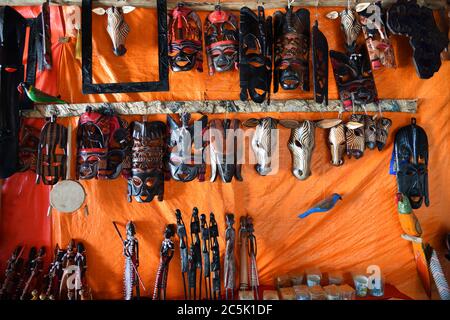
(0, 0, 446, 9)
(21, 99, 418, 118)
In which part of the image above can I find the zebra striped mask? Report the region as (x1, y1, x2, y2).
(243, 117, 279, 176)
(326, 9, 362, 53)
(93, 6, 136, 56)
(280, 120, 316, 180)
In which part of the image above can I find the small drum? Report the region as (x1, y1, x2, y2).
(50, 180, 86, 213)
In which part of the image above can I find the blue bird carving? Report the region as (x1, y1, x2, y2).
(298, 193, 343, 219)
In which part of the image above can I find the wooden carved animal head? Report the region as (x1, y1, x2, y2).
(281, 118, 342, 179)
(92, 6, 136, 56)
(345, 114, 365, 159)
(243, 117, 278, 176)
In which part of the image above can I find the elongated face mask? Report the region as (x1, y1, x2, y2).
(273, 7, 310, 92)
(243, 117, 278, 176)
(328, 123, 346, 166)
(127, 121, 166, 203)
(92, 6, 136, 56)
(239, 6, 273, 103)
(209, 119, 243, 183)
(168, 4, 203, 72)
(376, 117, 392, 151)
(394, 118, 429, 209)
(280, 120, 315, 180)
(345, 114, 365, 159)
(36, 118, 68, 185)
(167, 113, 208, 182)
(205, 6, 238, 75)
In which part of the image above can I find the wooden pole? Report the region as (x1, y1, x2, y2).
(0, 0, 445, 10)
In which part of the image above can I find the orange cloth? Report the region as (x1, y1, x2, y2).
(2, 6, 449, 300)
(0, 6, 64, 269)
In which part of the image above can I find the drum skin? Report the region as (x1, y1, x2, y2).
(50, 180, 86, 213)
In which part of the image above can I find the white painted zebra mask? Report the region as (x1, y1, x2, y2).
(204, 6, 239, 75)
(92, 6, 136, 56)
(243, 117, 278, 176)
(273, 7, 310, 92)
(281, 119, 342, 180)
(168, 4, 203, 72)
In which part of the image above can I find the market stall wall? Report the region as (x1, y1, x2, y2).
(1, 5, 449, 299)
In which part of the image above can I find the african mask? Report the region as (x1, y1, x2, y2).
(345, 114, 365, 159)
(363, 114, 377, 150)
(322, 121, 346, 166)
(273, 7, 310, 92)
(387, 0, 448, 79)
(18, 125, 40, 172)
(36, 117, 68, 185)
(357, 1, 396, 69)
(341, 9, 362, 53)
(92, 6, 136, 56)
(239, 6, 273, 103)
(376, 117, 392, 151)
(394, 118, 429, 209)
(281, 119, 343, 179)
(127, 121, 167, 203)
(167, 113, 208, 182)
(327, 9, 362, 53)
(77, 108, 130, 180)
(280, 120, 315, 180)
(209, 119, 243, 183)
(205, 6, 238, 75)
(243, 117, 278, 176)
(312, 20, 329, 105)
(330, 46, 378, 110)
(168, 3, 203, 72)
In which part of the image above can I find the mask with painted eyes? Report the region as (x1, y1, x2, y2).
(394, 118, 429, 209)
(330, 46, 378, 110)
(127, 121, 167, 203)
(239, 6, 273, 104)
(36, 117, 68, 185)
(205, 6, 238, 75)
(168, 3, 203, 72)
(77, 108, 130, 180)
(273, 7, 310, 92)
(167, 113, 208, 182)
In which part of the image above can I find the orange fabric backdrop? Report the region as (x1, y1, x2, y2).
(0, 6, 64, 271)
(48, 6, 449, 300)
